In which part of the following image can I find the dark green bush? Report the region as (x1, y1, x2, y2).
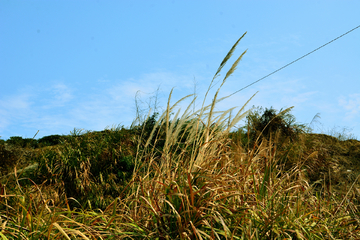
(6, 136, 38, 148)
(37, 134, 64, 147)
(245, 106, 306, 146)
(32, 127, 136, 209)
(0, 144, 18, 175)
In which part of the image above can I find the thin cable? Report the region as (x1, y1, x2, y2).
(229, 24, 360, 98)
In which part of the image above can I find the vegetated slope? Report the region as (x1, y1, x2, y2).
(2, 33, 360, 238)
(1, 124, 360, 199)
(0, 127, 137, 207)
(305, 133, 360, 195)
(231, 106, 360, 200)
(2, 117, 359, 238)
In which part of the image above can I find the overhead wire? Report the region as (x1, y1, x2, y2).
(228, 24, 360, 98)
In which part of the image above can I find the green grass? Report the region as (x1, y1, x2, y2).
(1, 33, 360, 239)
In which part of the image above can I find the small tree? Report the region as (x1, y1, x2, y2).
(246, 106, 306, 146)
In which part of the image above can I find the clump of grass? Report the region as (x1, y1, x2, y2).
(0, 179, 119, 239)
(1, 32, 360, 239)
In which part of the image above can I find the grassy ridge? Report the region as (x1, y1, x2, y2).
(1, 33, 360, 239)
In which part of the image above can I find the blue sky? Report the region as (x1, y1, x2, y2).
(1, 1, 359, 140)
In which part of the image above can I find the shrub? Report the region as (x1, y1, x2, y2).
(37, 134, 64, 147)
(246, 106, 306, 145)
(32, 127, 136, 209)
(0, 143, 18, 175)
(6, 136, 38, 148)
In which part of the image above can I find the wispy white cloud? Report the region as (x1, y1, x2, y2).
(39, 82, 74, 109)
(0, 82, 75, 138)
(338, 94, 360, 120)
(0, 91, 36, 138)
(283, 91, 318, 105)
(51, 83, 74, 106)
(109, 71, 194, 100)
(1, 69, 359, 140)
(11, 71, 198, 138)
(106, 71, 198, 118)
(0, 93, 33, 110)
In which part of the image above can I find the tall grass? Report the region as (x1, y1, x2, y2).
(1, 33, 359, 239)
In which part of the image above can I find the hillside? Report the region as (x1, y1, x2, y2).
(2, 128, 360, 200)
